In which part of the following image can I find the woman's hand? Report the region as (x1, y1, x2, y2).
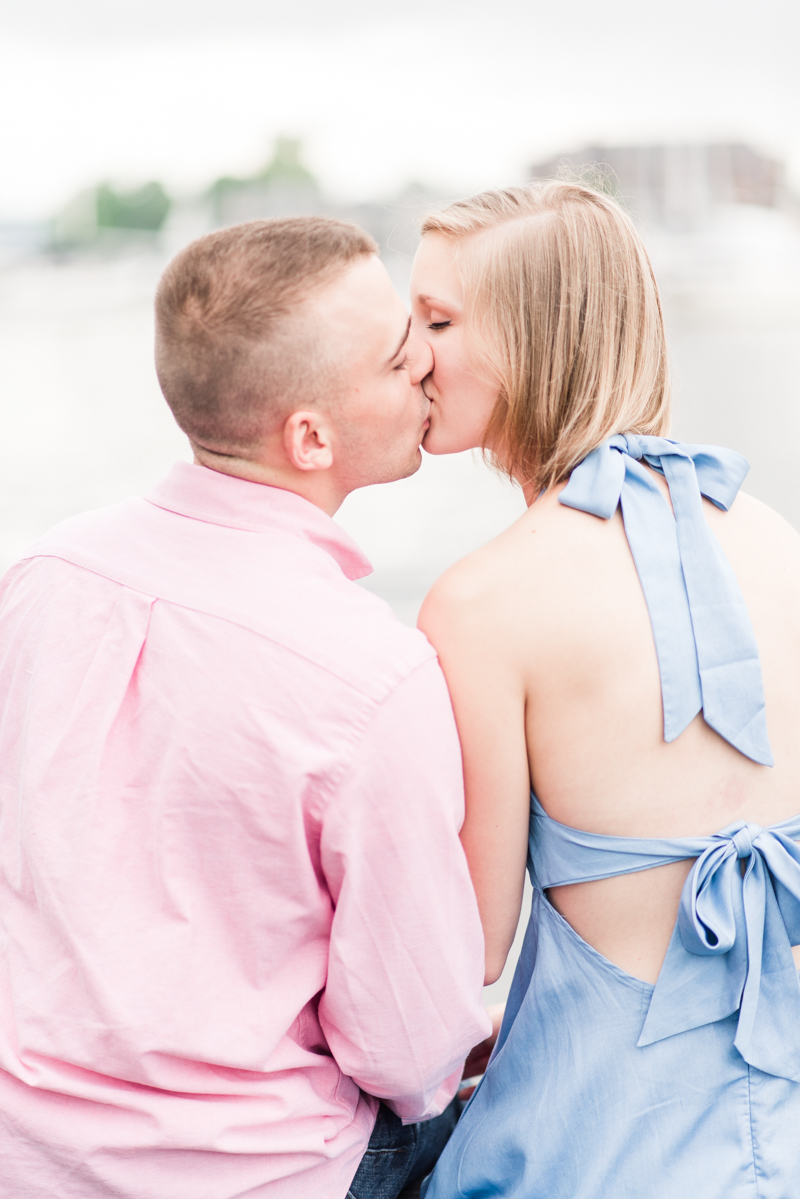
(458, 1003, 505, 1099)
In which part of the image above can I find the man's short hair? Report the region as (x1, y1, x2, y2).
(154, 217, 378, 455)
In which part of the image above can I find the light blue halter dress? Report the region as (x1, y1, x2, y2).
(422, 435, 800, 1199)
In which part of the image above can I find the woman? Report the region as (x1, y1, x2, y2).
(410, 181, 800, 1198)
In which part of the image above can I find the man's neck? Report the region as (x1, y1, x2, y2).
(191, 446, 346, 516)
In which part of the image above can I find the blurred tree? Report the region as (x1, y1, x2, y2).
(96, 182, 171, 231)
(258, 137, 317, 187)
(208, 137, 320, 225)
(52, 180, 172, 248)
(51, 188, 97, 247)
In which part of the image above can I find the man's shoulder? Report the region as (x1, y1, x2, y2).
(320, 578, 437, 698)
(14, 495, 437, 703)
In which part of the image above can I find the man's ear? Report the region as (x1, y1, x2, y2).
(282, 410, 334, 473)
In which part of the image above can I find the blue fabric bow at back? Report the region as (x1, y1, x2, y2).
(531, 801, 800, 1080)
(559, 433, 773, 766)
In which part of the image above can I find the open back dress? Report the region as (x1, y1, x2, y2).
(422, 435, 800, 1199)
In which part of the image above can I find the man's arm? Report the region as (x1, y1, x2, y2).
(318, 657, 491, 1121)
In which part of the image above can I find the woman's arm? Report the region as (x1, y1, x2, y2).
(419, 568, 532, 983)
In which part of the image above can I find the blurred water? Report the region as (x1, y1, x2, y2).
(3, 244, 799, 603)
(1, 227, 799, 1004)
(0, 251, 529, 592)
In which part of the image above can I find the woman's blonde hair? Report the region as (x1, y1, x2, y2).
(421, 181, 670, 491)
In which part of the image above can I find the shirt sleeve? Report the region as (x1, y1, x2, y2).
(317, 656, 491, 1122)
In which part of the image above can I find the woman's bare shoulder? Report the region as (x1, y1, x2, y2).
(423, 503, 540, 607)
(419, 542, 508, 646)
(712, 489, 800, 573)
(419, 495, 577, 646)
(728, 489, 800, 533)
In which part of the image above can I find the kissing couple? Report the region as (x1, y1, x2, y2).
(1, 182, 800, 1199)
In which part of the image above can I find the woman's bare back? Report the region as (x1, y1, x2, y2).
(420, 474, 800, 984)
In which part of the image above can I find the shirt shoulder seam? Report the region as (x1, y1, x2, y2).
(20, 549, 436, 701)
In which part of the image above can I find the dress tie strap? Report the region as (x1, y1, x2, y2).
(530, 801, 800, 1080)
(559, 434, 772, 766)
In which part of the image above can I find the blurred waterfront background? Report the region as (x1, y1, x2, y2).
(1, 0, 799, 999)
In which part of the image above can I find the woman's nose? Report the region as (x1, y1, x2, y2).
(406, 328, 434, 386)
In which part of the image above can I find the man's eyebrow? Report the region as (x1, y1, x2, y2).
(387, 318, 411, 363)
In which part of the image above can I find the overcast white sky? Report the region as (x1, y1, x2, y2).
(0, 0, 798, 220)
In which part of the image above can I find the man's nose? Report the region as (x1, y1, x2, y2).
(406, 328, 434, 387)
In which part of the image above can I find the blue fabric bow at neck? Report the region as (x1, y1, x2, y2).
(559, 433, 773, 766)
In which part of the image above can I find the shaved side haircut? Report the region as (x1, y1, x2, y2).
(155, 217, 377, 456)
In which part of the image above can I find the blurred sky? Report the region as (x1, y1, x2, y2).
(0, 0, 798, 221)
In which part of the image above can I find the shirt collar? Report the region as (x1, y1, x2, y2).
(145, 461, 373, 581)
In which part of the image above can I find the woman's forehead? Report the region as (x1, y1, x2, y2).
(412, 235, 464, 304)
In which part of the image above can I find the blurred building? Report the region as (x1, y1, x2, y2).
(530, 143, 786, 228)
(530, 143, 800, 319)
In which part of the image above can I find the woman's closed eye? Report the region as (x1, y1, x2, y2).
(428, 320, 452, 331)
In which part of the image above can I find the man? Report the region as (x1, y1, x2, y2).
(0, 218, 490, 1198)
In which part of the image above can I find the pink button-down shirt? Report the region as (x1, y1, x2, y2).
(0, 462, 489, 1199)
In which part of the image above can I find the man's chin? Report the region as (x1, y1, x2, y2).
(399, 446, 424, 480)
(393, 446, 424, 483)
(360, 447, 422, 489)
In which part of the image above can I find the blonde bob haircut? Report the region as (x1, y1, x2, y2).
(421, 181, 670, 492)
